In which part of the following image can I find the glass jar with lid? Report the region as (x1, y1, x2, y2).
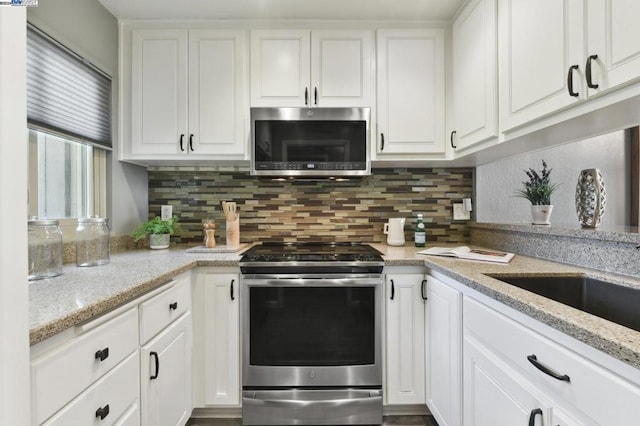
(76, 216, 110, 267)
(28, 218, 63, 280)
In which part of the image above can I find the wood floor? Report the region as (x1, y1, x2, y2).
(187, 416, 438, 426)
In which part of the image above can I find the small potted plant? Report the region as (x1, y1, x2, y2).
(132, 216, 179, 249)
(515, 160, 559, 225)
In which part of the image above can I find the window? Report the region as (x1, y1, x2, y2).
(26, 24, 110, 237)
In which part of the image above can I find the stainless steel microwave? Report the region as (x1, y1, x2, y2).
(251, 107, 371, 177)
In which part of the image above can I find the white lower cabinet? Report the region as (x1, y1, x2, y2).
(141, 312, 192, 426)
(140, 275, 193, 426)
(30, 272, 193, 426)
(192, 269, 241, 408)
(424, 274, 462, 426)
(463, 334, 554, 426)
(384, 273, 426, 405)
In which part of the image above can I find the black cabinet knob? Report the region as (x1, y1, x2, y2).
(169, 301, 178, 311)
(94, 347, 109, 362)
(95, 404, 110, 420)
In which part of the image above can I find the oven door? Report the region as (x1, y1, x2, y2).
(241, 274, 382, 388)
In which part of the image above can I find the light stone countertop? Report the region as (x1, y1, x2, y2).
(374, 243, 640, 370)
(29, 243, 640, 371)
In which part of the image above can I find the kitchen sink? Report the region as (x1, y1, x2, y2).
(486, 274, 640, 332)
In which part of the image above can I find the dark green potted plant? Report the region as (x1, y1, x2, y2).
(515, 160, 559, 225)
(132, 216, 179, 249)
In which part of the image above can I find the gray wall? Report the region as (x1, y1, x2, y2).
(475, 130, 629, 227)
(28, 0, 148, 234)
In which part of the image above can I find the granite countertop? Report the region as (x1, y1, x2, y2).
(29, 243, 640, 372)
(374, 243, 640, 370)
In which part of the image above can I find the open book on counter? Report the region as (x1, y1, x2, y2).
(418, 246, 515, 264)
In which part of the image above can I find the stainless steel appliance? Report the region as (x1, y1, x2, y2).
(250, 107, 371, 177)
(240, 242, 384, 425)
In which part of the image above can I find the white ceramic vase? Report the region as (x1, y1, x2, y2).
(531, 205, 553, 225)
(149, 233, 170, 249)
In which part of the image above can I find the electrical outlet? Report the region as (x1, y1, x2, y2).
(161, 205, 173, 221)
(453, 203, 470, 221)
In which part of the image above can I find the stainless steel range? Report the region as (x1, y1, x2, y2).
(240, 242, 384, 425)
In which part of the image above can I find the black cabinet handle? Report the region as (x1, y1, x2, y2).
(179, 134, 185, 152)
(528, 408, 542, 426)
(390, 279, 395, 300)
(527, 354, 570, 382)
(304, 87, 309, 105)
(567, 64, 579, 97)
(169, 301, 178, 311)
(150, 351, 160, 380)
(450, 130, 457, 149)
(380, 133, 385, 151)
(94, 347, 109, 362)
(189, 134, 194, 151)
(230, 279, 235, 301)
(586, 54, 599, 89)
(95, 404, 110, 420)
(421, 279, 428, 300)
(314, 87, 318, 105)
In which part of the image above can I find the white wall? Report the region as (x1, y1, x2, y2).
(475, 130, 629, 227)
(28, 0, 148, 234)
(0, 7, 30, 425)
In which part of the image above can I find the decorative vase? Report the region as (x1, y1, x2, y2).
(531, 205, 553, 225)
(575, 168, 606, 228)
(149, 233, 170, 249)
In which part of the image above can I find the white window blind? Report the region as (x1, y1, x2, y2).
(26, 24, 112, 149)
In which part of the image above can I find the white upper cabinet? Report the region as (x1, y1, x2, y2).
(128, 28, 246, 160)
(376, 29, 446, 156)
(498, 0, 585, 131)
(451, 0, 498, 151)
(250, 29, 373, 107)
(586, 0, 640, 96)
(131, 29, 188, 156)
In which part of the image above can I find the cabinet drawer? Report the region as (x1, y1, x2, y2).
(464, 297, 640, 424)
(42, 352, 140, 426)
(32, 307, 139, 425)
(139, 275, 191, 344)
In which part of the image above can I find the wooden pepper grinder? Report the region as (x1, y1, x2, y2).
(203, 220, 216, 248)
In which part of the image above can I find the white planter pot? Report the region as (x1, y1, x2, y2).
(149, 234, 170, 249)
(531, 205, 553, 225)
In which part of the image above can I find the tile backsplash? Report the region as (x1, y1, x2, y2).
(147, 167, 473, 245)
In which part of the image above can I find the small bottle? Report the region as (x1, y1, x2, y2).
(414, 213, 426, 247)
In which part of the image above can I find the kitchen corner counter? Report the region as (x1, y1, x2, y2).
(29, 247, 244, 345)
(375, 243, 640, 371)
(30, 243, 640, 372)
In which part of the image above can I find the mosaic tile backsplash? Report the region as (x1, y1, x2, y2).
(147, 167, 473, 245)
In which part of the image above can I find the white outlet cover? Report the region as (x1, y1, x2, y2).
(453, 203, 470, 221)
(161, 205, 173, 221)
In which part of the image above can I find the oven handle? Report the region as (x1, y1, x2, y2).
(243, 389, 382, 409)
(242, 278, 382, 287)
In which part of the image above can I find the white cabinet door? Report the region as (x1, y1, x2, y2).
(131, 29, 188, 155)
(587, 0, 640, 96)
(141, 312, 192, 426)
(452, 0, 498, 151)
(250, 30, 311, 107)
(311, 30, 373, 107)
(188, 30, 246, 156)
(376, 29, 445, 156)
(202, 272, 241, 406)
(463, 335, 551, 426)
(425, 275, 462, 426)
(498, 0, 585, 131)
(385, 274, 426, 405)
